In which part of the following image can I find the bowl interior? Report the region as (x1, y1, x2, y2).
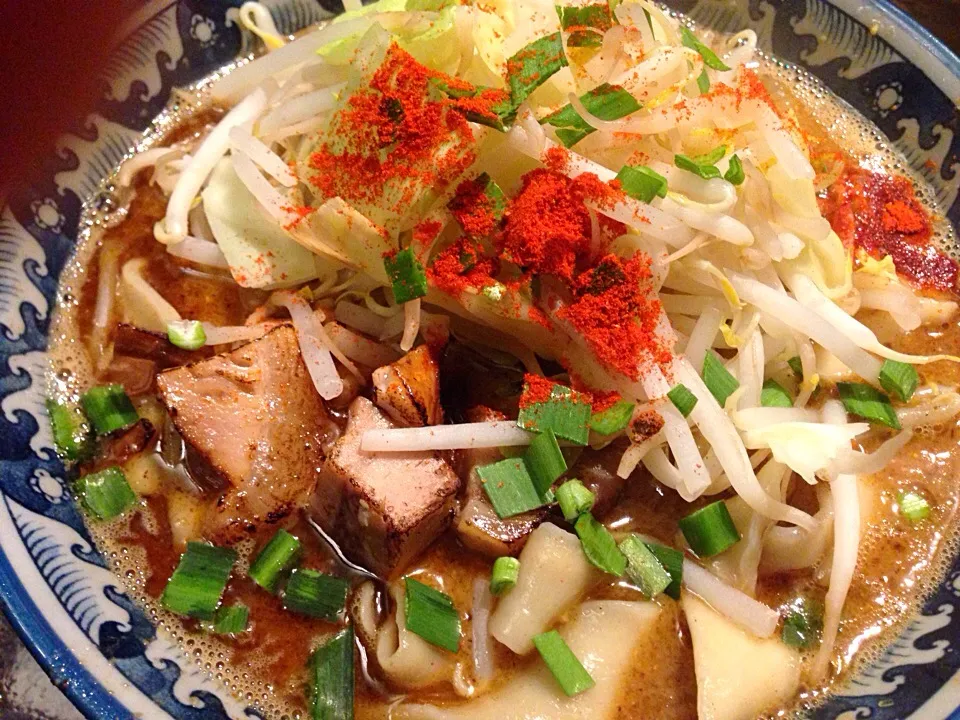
(0, 1, 959, 718)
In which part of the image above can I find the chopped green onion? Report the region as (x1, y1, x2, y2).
(46, 399, 93, 461)
(619, 534, 671, 598)
(478, 457, 544, 518)
(702, 352, 740, 406)
(505, 33, 569, 115)
(407, 0, 455, 10)
(212, 603, 249, 635)
(517, 382, 592, 445)
(490, 556, 521, 595)
(615, 165, 668, 203)
(724, 154, 745, 185)
(643, 542, 683, 599)
(781, 598, 823, 649)
(556, 4, 612, 47)
(696, 68, 710, 94)
(161, 542, 237, 620)
(525, 428, 567, 496)
(674, 145, 728, 180)
(679, 501, 741, 557)
(897, 489, 931, 522)
(430, 78, 512, 130)
(307, 626, 355, 720)
(781, 613, 811, 648)
(574, 513, 625, 576)
(542, 83, 641, 147)
(533, 630, 595, 696)
(80, 384, 139, 435)
(404, 577, 461, 652)
(74, 466, 137, 520)
(429, 76, 480, 99)
(449, 172, 507, 237)
(879, 359, 919, 402)
(679, 26, 731, 71)
(693, 145, 727, 166)
(836, 382, 901, 429)
(248, 529, 302, 593)
(556, 478, 595, 521)
(555, 5, 612, 29)
(167, 320, 206, 350)
(589, 399, 635, 435)
(675, 153, 722, 180)
(787, 355, 803, 376)
(760, 379, 793, 408)
(675, 152, 722, 179)
(384, 248, 428, 304)
(667, 383, 699, 417)
(284, 569, 349, 621)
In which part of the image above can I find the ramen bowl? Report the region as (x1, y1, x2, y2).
(1, 0, 959, 718)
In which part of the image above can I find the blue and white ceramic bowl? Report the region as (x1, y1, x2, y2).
(1, 0, 959, 717)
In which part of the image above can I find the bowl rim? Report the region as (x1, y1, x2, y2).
(842, 0, 960, 97)
(1, 1, 959, 719)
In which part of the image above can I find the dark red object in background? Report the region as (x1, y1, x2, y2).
(891, 0, 960, 54)
(0, 1, 137, 199)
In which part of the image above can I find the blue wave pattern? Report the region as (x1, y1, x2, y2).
(0, 1, 958, 719)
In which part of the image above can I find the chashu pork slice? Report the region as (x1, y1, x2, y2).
(314, 397, 460, 578)
(157, 324, 337, 544)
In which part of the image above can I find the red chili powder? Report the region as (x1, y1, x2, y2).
(732, 69, 776, 111)
(282, 204, 313, 230)
(820, 165, 957, 292)
(518, 373, 560, 408)
(450, 87, 512, 126)
(526, 303, 554, 330)
(412, 219, 443, 248)
(565, 371, 617, 412)
(561, 372, 624, 413)
(543, 146, 570, 173)
(558, 253, 671, 380)
(589, 388, 621, 413)
(882, 200, 927, 234)
(307, 44, 476, 217)
(500, 168, 623, 281)
(449, 177, 500, 237)
(426, 237, 499, 296)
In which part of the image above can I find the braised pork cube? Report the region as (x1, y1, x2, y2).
(315, 397, 459, 577)
(455, 407, 545, 557)
(156, 325, 337, 544)
(372, 345, 442, 427)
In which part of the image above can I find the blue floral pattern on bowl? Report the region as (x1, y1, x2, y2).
(0, 0, 958, 718)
